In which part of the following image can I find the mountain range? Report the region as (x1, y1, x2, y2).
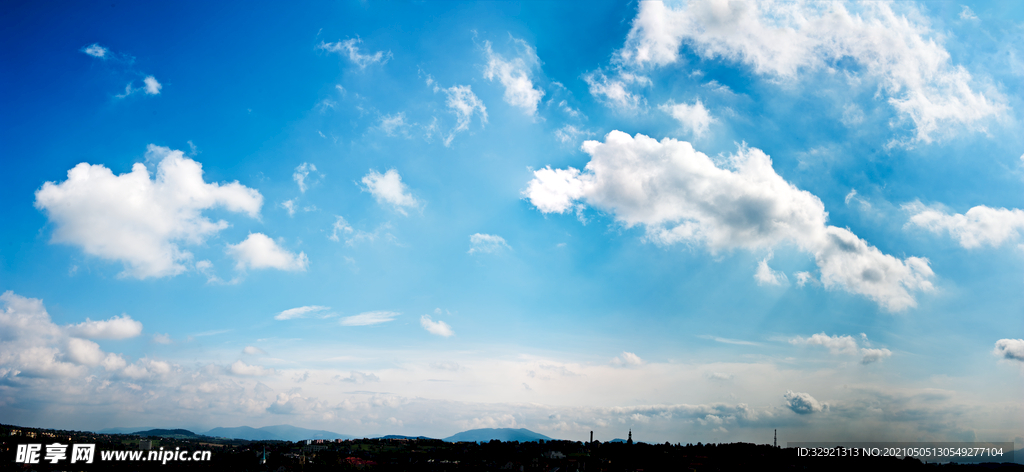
(95, 425, 556, 443)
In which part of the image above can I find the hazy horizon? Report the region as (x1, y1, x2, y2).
(1, 0, 1022, 446)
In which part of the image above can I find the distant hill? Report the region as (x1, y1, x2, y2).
(134, 429, 200, 438)
(379, 435, 436, 440)
(96, 427, 161, 435)
(204, 425, 352, 441)
(444, 428, 553, 443)
(609, 438, 626, 443)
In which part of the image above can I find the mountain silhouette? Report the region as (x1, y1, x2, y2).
(204, 425, 352, 441)
(443, 428, 553, 443)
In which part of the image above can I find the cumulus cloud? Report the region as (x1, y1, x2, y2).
(338, 371, 380, 384)
(121, 358, 172, 380)
(230, 360, 273, 377)
(340, 311, 398, 326)
(226, 233, 308, 272)
(243, 346, 267, 355)
(143, 76, 162, 95)
(784, 390, 827, 414)
(611, 351, 644, 367)
(790, 332, 892, 364)
(615, 0, 1004, 143)
(420, 315, 454, 337)
(0, 291, 134, 378)
(524, 131, 933, 311)
(361, 169, 420, 214)
(468, 233, 511, 254)
(483, 37, 545, 115)
(275, 305, 330, 321)
(66, 314, 143, 339)
(905, 203, 1024, 249)
(660, 99, 715, 138)
(34, 145, 262, 279)
(318, 38, 392, 69)
(993, 339, 1024, 362)
(754, 253, 788, 286)
(293, 162, 318, 193)
(444, 85, 487, 146)
(82, 43, 108, 58)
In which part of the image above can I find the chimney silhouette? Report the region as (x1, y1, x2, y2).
(590, 431, 593, 443)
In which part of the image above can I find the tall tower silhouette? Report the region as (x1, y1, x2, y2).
(626, 429, 633, 445)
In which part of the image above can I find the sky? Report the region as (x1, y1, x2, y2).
(1, 0, 1022, 445)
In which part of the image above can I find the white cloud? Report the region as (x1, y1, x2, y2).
(226, 233, 308, 272)
(230, 360, 273, 377)
(243, 346, 267, 355)
(281, 199, 297, 216)
(859, 348, 893, 365)
(340, 311, 398, 326)
(420, 315, 454, 337)
(784, 390, 827, 414)
(483, 37, 545, 115)
(905, 202, 1024, 249)
(554, 125, 594, 146)
(790, 332, 892, 364)
(611, 351, 644, 367)
(993, 339, 1024, 362)
(65, 338, 124, 370)
(82, 43, 109, 58)
(444, 85, 487, 146)
(468, 233, 511, 254)
(792, 333, 859, 355)
(328, 217, 394, 247)
(794, 271, 817, 287)
(122, 358, 172, 380)
(338, 371, 380, 384)
(582, 70, 648, 112)
(34, 145, 262, 279)
(293, 162, 318, 193)
(754, 253, 788, 286)
(143, 76, 162, 95)
(361, 169, 420, 214)
(616, 0, 1005, 143)
(66, 314, 143, 339)
(328, 216, 354, 242)
(840, 103, 866, 127)
(152, 333, 172, 344)
(959, 5, 978, 21)
(379, 113, 409, 137)
(275, 305, 330, 321)
(318, 38, 392, 69)
(525, 131, 934, 311)
(0, 291, 133, 379)
(660, 99, 715, 138)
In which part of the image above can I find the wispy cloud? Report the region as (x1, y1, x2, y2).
(340, 311, 398, 326)
(468, 233, 510, 254)
(275, 305, 331, 321)
(318, 38, 392, 69)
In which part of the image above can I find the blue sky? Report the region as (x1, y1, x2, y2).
(1, 0, 1022, 444)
